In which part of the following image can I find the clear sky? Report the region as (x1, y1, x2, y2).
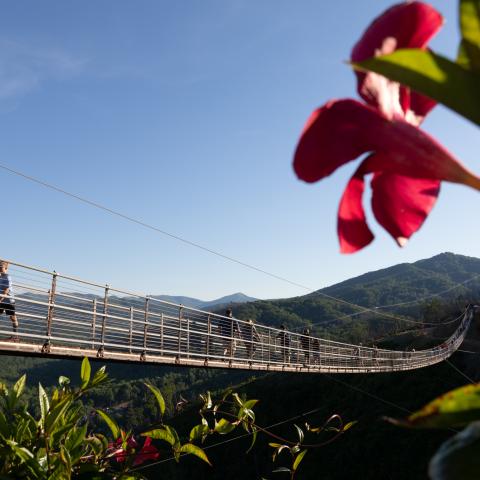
(1, 0, 479, 301)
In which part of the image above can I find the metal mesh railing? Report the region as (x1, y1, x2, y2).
(0, 260, 474, 373)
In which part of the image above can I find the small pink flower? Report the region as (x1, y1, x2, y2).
(293, 2, 480, 253)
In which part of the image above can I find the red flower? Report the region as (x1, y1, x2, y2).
(133, 436, 160, 466)
(110, 435, 159, 466)
(293, 2, 480, 253)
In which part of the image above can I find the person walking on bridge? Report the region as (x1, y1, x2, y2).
(221, 308, 241, 357)
(0, 261, 18, 340)
(243, 319, 260, 359)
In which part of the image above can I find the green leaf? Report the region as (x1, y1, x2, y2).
(270, 444, 289, 462)
(59, 445, 72, 472)
(85, 436, 105, 456)
(96, 409, 120, 439)
(272, 467, 291, 474)
(342, 421, 358, 432)
(142, 427, 177, 447)
(387, 383, 480, 429)
(459, 0, 480, 70)
(246, 428, 257, 454)
(91, 366, 108, 387)
(179, 443, 212, 466)
(232, 393, 243, 407)
(239, 406, 255, 423)
(38, 383, 49, 428)
(293, 449, 307, 472)
(243, 399, 258, 410)
(293, 424, 304, 444)
(58, 376, 70, 387)
(51, 423, 76, 447)
(65, 423, 88, 452)
(214, 418, 236, 435)
(429, 421, 480, 480)
(189, 424, 210, 442)
(13, 374, 26, 399)
(80, 357, 91, 389)
(144, 382, 166, 417)
(354, 49, 480, 127)
(0, 411, 10, 437)
(5, 440, 42, 477)
(45, 398, 72, 433)
(200, 391, 212, 409)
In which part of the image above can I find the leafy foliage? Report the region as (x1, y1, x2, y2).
(0, 358, 123, 479)
(0, 359, 353, 478)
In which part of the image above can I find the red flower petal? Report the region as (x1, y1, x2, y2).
(409, 90, 437, 120)
(371, 171, 440, 246)
(294, 99, 480, 189)
(337, 156, 440, 253)
(351, 2, 443, 111)
(337, 169, 374, 254)
(294, 99, 379, 183)
(133, 437, 160, 466)
(352, 2, 443, 62)
(127, 436, 138, 448)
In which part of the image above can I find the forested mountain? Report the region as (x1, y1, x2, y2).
(227, 252, 480, 342)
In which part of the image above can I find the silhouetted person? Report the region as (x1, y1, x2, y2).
(300, 327, 311, 366)
(373, 345, 379, 366)
(0, 261, 18, 341)
(276, 325, 291, 364)
(243, 319, 260, 359)
(312, 337, 320, 365)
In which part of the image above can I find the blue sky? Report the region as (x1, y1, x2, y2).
(1, 0, 479, 300)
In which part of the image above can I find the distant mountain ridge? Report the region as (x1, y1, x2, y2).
(316, 252, 480, 306)
(150, 292, 257, 310)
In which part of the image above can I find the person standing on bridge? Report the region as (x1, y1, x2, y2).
(276, 325, 291, 364)
(301, 327, 311, 366)
(0, 261, 18, 340)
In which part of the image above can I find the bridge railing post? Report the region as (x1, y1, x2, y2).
(42, 271, 57, 353)
(206, 315, 211, 359)
(268, 331, 271, 364)
(160, 313, 164, 352)
(91, 298, 97, 349)
(141, 298, 149, 361)
(97, 285, 109, 358)
(128, 306, 134, 354)
(187, 317, 190, 359)
(177, 306, 183, 361)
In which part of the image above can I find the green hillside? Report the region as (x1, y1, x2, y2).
(227, 252, 480, 342)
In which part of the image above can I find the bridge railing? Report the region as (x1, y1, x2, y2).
(0, 261, 473, 372)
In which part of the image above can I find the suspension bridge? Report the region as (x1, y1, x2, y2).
(0, 260, 475, 373)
